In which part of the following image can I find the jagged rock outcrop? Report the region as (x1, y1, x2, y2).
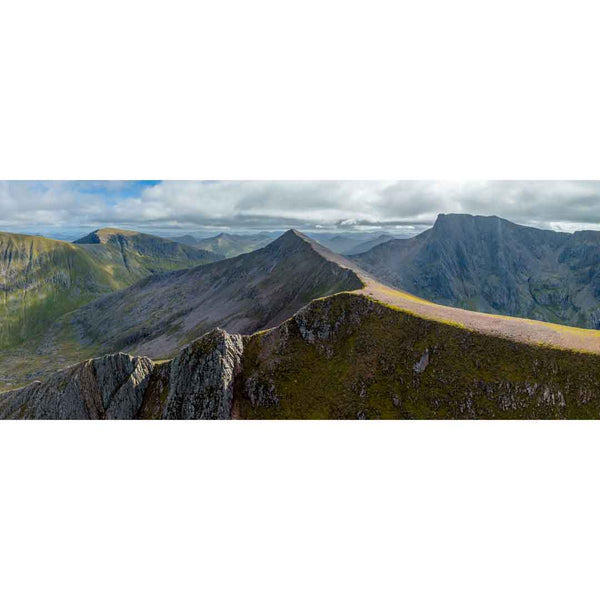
(162, 329, 244, 419)
(0, 329, 245, 420)
(0, 353, 154, 419)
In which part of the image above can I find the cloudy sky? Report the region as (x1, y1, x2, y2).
(1, 180, 600, 238)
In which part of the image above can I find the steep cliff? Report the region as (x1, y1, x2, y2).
(353, 214, 600, 328)
(0, 352, 154, 419)
(161, 329, 244, 419)
(0, 328, 243, 420)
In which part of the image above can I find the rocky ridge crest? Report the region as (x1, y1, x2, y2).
(5, 293, 600, 419)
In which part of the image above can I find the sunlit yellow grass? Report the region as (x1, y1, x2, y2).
(348, 278, 600, 354)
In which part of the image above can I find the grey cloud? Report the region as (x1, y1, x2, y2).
(2, 180, 600, 235)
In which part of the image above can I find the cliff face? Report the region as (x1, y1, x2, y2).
(0, 353, 154, 419)
(161, 329, 244, 420)
(353, 214, 600, 329)
(0, 329, 243, 420)
(4, 293, 600, 420)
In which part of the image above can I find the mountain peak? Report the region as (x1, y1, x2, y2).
(431, 214, 565, 240)
(432, 213, 522, 237)
(264, 230, 367, 283)
(74, 228, 141, 244)
(283, 228, 305, 238)
(434, 213, 503, 225)
(269, 229, 311, 247)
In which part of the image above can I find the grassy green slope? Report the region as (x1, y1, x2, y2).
(238, 293, 600, 419)
(0, 233, 119, 346)
(0, 229, 222, 349)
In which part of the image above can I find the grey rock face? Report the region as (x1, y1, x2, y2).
(162, 329, 244, 419)
(413, 349, 430, 374)
(0, 329, 246, 420)
(0, 353, 154, 419)
(353, 213, 600, 329)
(293, 293, 376, 345)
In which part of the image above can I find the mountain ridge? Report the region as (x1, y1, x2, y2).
(74, 227, 223, 264)
(5, 292, 600, 419)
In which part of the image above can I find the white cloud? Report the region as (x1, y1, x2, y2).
(2, 180, 600, 234)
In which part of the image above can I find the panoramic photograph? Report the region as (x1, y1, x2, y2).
(2, 180, 600, 419)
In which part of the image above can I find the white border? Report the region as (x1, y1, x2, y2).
(2, 1, 600, 598)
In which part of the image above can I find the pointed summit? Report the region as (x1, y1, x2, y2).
(278, 228, 306, 240)
(265, 229, 366, 276)
(266, 229, 313, 252)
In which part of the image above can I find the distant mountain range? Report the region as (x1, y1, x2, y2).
(170, 232, 272, 258)
(307, 233, 403, 255)
(353, 213, 600, 328)
(169, 231, 402, 258)
(344, 234, 397, 255)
